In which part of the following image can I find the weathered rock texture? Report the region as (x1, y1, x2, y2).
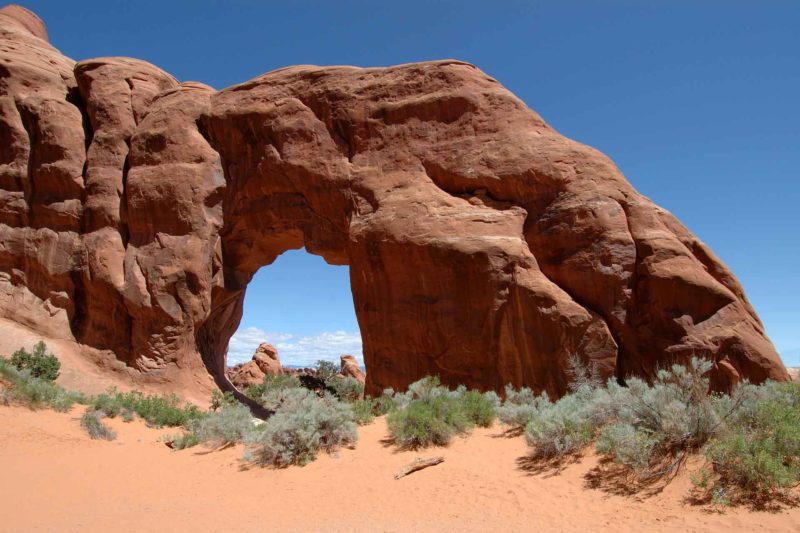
(227, 343, 282, 389)
(340, 355, 366, 385)
(0, 5, 788, 398)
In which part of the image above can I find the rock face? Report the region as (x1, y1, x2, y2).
(0, 5, 789, 399)
(227, 343, 282, 389)
(340, 355, 366, 385)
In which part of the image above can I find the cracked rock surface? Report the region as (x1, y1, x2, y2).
(0, 5, 788, 398)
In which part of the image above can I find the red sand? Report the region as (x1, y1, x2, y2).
(1, 405, 798, 532)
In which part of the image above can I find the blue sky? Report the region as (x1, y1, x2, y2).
(24, 1, 799, 366)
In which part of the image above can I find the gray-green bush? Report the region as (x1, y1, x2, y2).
(594, 358, 722, 474)
(505, 356, 800, 505)
(327, 375, 364, 402)
(81, 410, 116, 440)
(247, 388, 358, 467)
(193, 403, 255, 448)
(245, 374, 302, 405)
(497, 385, 540, 432)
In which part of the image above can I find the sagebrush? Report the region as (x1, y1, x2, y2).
(247, 388, 358, 467)
(80, 409, 116, 440)
(497, 356, 800, 505)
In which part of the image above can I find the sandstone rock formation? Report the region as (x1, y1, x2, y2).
(0, 5, 789, 399)
(340, 355, 366, 384)
(227, 343, 282, 389)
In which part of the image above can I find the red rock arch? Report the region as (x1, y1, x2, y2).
(0, 6, 788, 400)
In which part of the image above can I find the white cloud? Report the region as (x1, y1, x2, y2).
(226, 326, 362, 367)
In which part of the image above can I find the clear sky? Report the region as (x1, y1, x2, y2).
(22, 1, 799, 366)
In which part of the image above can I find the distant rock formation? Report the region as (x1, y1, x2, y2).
(0, 4, 789, 399)
(227, 343, 281, 388)
(340, 355, 366, 384)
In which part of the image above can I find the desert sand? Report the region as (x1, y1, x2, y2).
(1, 405, 797, 533)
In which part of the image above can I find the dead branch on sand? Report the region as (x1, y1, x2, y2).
(394, 456, 444, 480)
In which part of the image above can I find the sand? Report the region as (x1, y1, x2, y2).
(1, 406, 798, 532)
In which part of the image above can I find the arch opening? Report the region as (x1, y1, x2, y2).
(227, 248, 362, 372)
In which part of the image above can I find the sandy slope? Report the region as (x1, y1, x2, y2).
(0, 405, 798, 533)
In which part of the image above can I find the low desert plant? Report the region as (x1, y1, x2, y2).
(524, 387, 606, 458)
(209, 389, 238, 412)
(313, 360, 339, 383)
(9, 341, 60, 382)
(459, 389, 499, 427)
(165, 431, 202, 450)
(193, 403, 255, 448)
(497, 385, 541, 432)
(371, 389, 398, 415)
(594, 358, 722, 476)
(90, 388, 202, 428)
(387, 394, 469, 449)
(697, 381, 800, 504)
(246, 374, 302, 406)
(0, 358, 83, 411)
(81, 409, 116, 440)
(385, 377, 501, 449)
(247, 388, 357, 467)
(511, 356, 797, 505)
(350, 398, 375, 425)
(327, 375, 364, 402)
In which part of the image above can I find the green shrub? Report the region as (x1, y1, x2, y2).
(0, 358, 83, 411)
(210, 389, 238, 412)
(135, 392, 201, 427)
(9, 341, 60, 382)
(372, 390, 397, 415)
(81, 410, 116, 440)
(387, 394, 472, 449)
(385, 377, 503, 449)
(699, 382, 800, 504)
(314, 360, 339, 383)
(388, 397, 454, 449)
(247, 388, 357, 467)
(90, 388, 201, 428)
(350, 398, 375, 425)
(165, 431, 201, 450)
(90, 390, 126, 417)
(459, 390, 499, 427)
